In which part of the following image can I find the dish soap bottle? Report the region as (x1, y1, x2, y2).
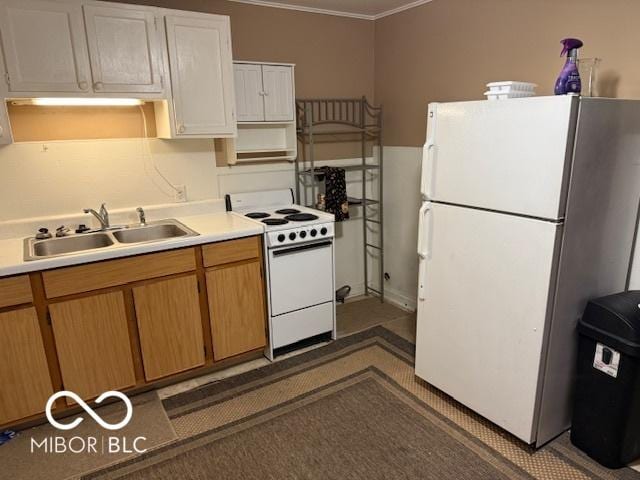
(554, 38, 583, 95)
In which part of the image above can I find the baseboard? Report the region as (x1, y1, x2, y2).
(342, 282, 416, 312)
(382, 286, 417, 312)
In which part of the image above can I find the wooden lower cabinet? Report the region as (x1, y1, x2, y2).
(49, 292, 136, 400)
(133, 275, 205, 381)
(207, 260, 266, 360)
(0, 307, 53, 424)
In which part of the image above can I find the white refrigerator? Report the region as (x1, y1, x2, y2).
(415, 96, 640, 446)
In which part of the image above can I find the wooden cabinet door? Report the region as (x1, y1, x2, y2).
(262, 65, 294, 121)
(83, 4, 163, 94)
(0, 0, 91, 93)
(50, 292, 136, 400)
(234, 63, 264, 122)
(0, 307, 53, 425)
(133, 275, 205, 381)
(207, 260, 266, 360)
(165, 15, 236, 136)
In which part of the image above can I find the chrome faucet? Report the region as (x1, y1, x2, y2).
(136, 207, 146, 226)
(83, 203, 110, 230)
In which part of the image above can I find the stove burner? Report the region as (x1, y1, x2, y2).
(246, 212, 270, 219)
(285, 213, 319, 222)
(262, 218, 289, 225)
(275, 208, 301, 215)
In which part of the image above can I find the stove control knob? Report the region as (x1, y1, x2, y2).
(300, 230, 307, 239)
(310, 229, 317, 237)
(277, 234, 285, 242)
(320, 227, 328, 235)
(289, 232, 297, 241)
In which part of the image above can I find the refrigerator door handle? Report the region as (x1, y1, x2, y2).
(417, 203, 432, 301)
(421, 140, 436, 200)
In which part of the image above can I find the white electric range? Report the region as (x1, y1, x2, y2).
(226, 189, 337, 360)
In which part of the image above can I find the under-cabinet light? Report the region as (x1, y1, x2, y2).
(14, 98, 144, 107)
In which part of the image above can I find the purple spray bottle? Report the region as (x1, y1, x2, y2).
(554, 38, 583, 95)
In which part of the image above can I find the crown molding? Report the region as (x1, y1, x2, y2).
(223, 0, 434, 21)
(223, 0, 375, 20)
(373, 0, 433, 19)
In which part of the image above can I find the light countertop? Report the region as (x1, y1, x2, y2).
(0, 212, 263, 278)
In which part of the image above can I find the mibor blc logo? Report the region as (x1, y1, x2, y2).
(31, 390, 147, 455)
(45, 391, 133, 431)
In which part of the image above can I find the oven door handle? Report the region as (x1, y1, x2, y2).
(272, 240, 332, 256)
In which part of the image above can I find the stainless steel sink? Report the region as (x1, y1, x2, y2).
(112, 222, 194, 244)
(29, 233, 114, 258)
(24, 219, 199, 261)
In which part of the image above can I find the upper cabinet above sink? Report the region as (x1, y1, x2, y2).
(0, 0, 237, 142)
(83, 4, 164, 94)
(0, 0, 165, 96)
(0, 0, 92, 93)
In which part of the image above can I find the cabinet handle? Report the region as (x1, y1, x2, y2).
(78, 80, 89, 90)
(94, 81, 103, 91)
(178, 124, 185, 133)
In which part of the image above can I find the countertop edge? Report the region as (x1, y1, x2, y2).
(0, 218, 264, 278)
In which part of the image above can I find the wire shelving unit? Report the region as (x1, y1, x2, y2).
(295, 96, 384, 301)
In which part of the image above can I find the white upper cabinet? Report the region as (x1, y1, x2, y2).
(165, 14, 236, 137)
(0, 43, 13, 145)
(234, 63, 264, 122)
(262, 65, 294, 121)
(83, 4, 163, 93)
(234, 63, 295, 123)
(0, 0, 91, 93)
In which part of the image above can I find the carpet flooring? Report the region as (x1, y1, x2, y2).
(84, 327, 640, 480)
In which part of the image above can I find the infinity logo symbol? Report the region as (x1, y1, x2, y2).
(45, 391, 133, 431)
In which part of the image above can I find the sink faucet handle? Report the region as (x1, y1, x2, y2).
(136, 207, 146, 226)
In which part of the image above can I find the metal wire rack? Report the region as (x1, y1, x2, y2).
(295, 97, 384, 301)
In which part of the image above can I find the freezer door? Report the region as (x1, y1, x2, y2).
(415, 202, 561, 444)
(422, 96, 578, 220)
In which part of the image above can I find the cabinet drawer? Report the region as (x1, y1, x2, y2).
(202, 236, 261, 267)
(43, 248, 197, 298)
(0, 275, 33, 308)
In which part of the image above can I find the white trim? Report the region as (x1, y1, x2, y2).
(223, 0, 434, 21)
(373, 0, 433, 19)
(234, 60, 296, 67)
(223, 0, 375, 20)
(382, 286, 417, 312)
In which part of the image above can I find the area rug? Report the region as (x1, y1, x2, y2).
(84, 327, 640, 480)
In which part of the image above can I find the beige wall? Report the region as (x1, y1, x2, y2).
(375, 0, 640, 146)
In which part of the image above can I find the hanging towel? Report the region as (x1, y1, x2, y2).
(321, 166, 349, 221)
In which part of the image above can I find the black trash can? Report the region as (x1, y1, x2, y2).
(571, 291, 640, 469)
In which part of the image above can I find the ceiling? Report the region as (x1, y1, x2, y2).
(225, 0, 432, 19)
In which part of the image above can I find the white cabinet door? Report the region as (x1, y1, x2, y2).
(165, 15, 236, 136)
(83, 4, 163, 94)
(0, 0, 91, 93)
(0, 102, 12, 145)
(234, 63, 264, 122)
(415, 202, 560, 444)
(262, 65, 294, 121)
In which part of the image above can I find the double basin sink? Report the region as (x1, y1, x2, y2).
(24, 219, 199, 261)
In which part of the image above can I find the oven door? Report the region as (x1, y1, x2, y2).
(268, 240, 334, 316)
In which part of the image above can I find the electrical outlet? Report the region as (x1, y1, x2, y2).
(174, 185, 187, 202)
